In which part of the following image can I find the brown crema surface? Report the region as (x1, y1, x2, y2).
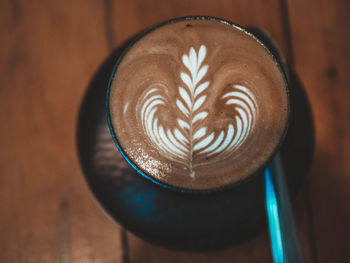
(109, 19, 289, 191)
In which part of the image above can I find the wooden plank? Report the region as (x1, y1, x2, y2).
(287, 0, 350, 262)
(105, 0, 316, 262)
(0, 0, 123, 262)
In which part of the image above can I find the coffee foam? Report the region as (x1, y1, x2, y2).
(109, 19, 289, 191)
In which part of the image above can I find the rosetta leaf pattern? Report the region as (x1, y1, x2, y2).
(137, 45, 258, 178)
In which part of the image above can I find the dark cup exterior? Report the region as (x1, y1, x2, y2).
(78, 16, 314, 251)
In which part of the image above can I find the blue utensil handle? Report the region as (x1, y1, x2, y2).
(265, 153, 304, 263)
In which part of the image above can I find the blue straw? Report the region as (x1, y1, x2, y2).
(265, 154, 304, 263)
(265, 167, 284, 263)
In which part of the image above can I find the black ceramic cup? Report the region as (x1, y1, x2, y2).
(77, 16, 314, 251)
(106, 16, 290, 194)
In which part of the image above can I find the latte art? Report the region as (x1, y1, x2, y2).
(135, 45, 257, 178)
(108, 19, 289, 190)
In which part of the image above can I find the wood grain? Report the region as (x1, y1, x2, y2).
(1, 0, 349, 261)
(288, 0, 350, 262)
(0, 1, 123, 262)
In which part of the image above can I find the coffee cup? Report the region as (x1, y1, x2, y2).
(78, 16, 313, 251)
(107, 16, 289, 192)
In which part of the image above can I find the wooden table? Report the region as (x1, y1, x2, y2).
(1, 0, 349, 262)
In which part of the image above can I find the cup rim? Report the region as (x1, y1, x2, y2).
(106, 15, 290, 194)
